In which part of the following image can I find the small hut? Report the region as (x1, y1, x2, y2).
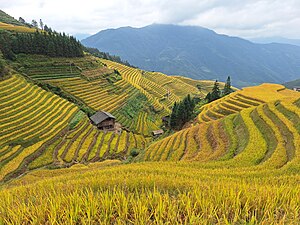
(90, 111, 115, 130)
(152, 129, 164, 137)
(293, 86, 300, 92)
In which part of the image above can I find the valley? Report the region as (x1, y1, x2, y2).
(0, 8, 300, 224)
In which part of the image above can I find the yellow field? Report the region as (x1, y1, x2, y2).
(1, 160, 300, 224)
(143, 84, 300, 167)
(0, 22, 36, 33)
(1, 56, 300, 224)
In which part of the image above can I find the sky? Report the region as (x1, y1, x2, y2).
(1, 0, 300, 39)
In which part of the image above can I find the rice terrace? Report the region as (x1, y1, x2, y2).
(1, 2, 300, 224)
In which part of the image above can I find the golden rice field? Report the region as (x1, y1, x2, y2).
(1, 56, 300, 224)
(1, 160, 300, 224)
(0, 74, 146, 182)
(0, 22, 37, 33)
(17, 55, 210, 136)
(143, 84, 300, 167)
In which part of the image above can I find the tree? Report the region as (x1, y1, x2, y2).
(31, 19, 38, 28)
(39, 19, 44, 30)
(170, 102, 178, 129)
(205, 92, 211, 102)
(223, 76, 232, 95)
(44, 24, 52, 33)
(170, 94, 196, 130)
(0, 30, 15, 60)
(19, 17, 26, 24)
(0, 50, 8, 77)
(210, 80, 221, 102)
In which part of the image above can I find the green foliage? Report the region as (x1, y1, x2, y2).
(0, 29, 83, 59)
(170, 94, 196, 130)
(130, 148, 140, 157)
(120, 93, 148, 119)
(0, 30, 16, 60)
(223, 76, 232, 95)
(206, 78, 234, 103)
(69, 111, 85, 130)
(12, 31, 83, 57)
(9, 137, 41, 148)
(210, 80, 221, 102)
(0, 10, 25, 26)
(0, 50, 8, 77)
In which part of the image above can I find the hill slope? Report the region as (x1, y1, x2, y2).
(1, 53, 218, 182)
(142, 84, 300, 166)
(1, 56, 300, 224)
(82, 24, 300, 87)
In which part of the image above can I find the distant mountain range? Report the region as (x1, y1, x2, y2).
(283, 78, 300, 89)
(82, 24, 300, 87)
(250, 37, 300, 47)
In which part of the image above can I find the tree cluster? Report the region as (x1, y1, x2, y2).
(0, 30, 83, 59)
(170, 94, 196, 130)
(85, 47, 136, 68)
(205, 76, 233, 103)
(0, 50, 8, 77)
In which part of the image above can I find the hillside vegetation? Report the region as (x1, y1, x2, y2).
(0, 10, 24, 26)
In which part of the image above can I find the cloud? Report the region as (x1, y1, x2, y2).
(1, 0, 300, 38)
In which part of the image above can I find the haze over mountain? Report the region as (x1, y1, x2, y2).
(250, 37, 300, 47)
(82, 24, 300, 87)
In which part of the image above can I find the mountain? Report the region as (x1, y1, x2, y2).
(250, 36, 300, 47)
(82, 24, 300, 87)
(284, 78, 300, 89)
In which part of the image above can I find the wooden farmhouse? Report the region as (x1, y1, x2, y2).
(90, 111, 116, 130)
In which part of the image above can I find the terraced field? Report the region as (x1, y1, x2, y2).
(1, 65, 300, 224)
(0, 75, 79, 181)
(198, 84, 284, 122)
(0, 74, 148, 182)
(30, 116, 147, 170)
(101, 59, 207, 113)
(18, 55, 212, 136)
(142, 84, 300, 169)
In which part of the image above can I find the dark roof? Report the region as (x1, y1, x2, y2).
(90, 111, 115, 125)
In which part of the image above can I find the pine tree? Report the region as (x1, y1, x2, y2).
(170, 102, 178, 129)
(19, 17, 26, 24)
(31, 20, 38, 28)
(224, 76, 232, 95)
(0, 50, 6, 77)
(210, 80, 221, 102)
(170, 94, 196, 130)
(205, 92, 211, 102)
(39, 19, 44, 30)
